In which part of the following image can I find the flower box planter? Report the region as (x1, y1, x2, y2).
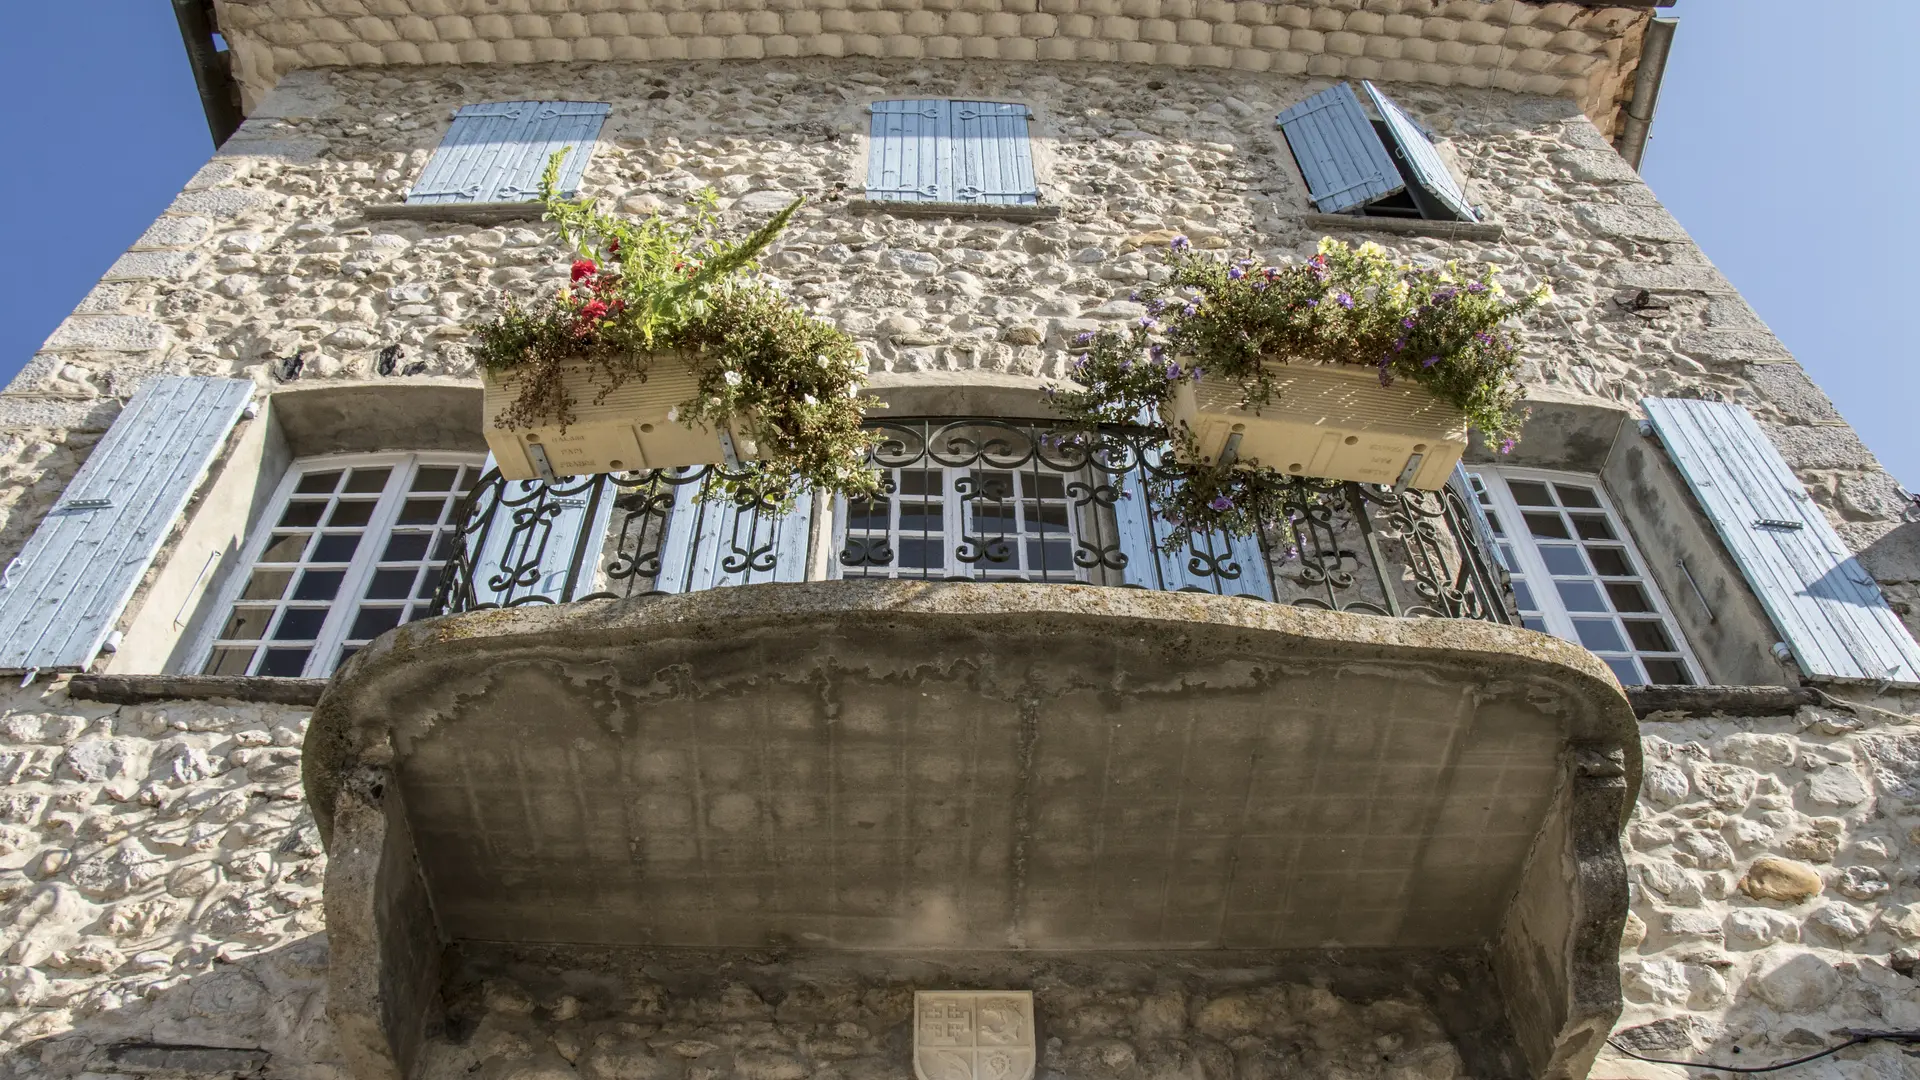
(481, 356, 757, 481)
(1165, 363, 1468, 490)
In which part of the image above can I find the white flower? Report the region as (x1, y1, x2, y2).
(846, 384, 859, 398)
(803, 394, 818, 406)
(1533, 282, 1556, 304)
(723, 370, 742, 386)
(666, 406, 678, 422)
(816, 353, 831, 367)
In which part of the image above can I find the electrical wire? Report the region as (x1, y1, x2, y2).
(1808, 685, 1916, 726)
(1607, 1030, 1920, 1074)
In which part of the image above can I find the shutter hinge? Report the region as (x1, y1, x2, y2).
(1752, 518, 1803, 531)
(60, 498, 114, 511)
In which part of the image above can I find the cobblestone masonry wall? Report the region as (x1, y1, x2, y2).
(3, 57, 1920, 1078)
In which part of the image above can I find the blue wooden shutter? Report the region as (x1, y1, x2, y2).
(1643, 398, 1920, 686)
(0, 377, 253, 674)
(1276, 84, 1402, 214)
(952, 101, 1037, 205)
(1114, 472, 1273, 599)
(656, 483, 812, 592)
(407, 101, 611, 205)
(1363, 82, 1479, 222)
(466, 457, 615, 606)
(866, 99, 951, 203)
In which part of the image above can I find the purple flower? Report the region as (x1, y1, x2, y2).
(1118, 359, 1132, 373)
(1422, 356, 1441, 368)
(1073, 331, 1095, 345)
(1305, 298, 1319, 307)
(1165, 363, 1183, 380)
(1467, 282, 1488, 293)
(1189, 366, 1203, 382)
(1208, 495, 1233, 512)
(1074, 353, 1090, 367)
(1499, 437, 1517, 454)
(1171, 235, 1190, 252)
(1228, 266, 1245, 280)
(1149, 343, 1166, 361)
(1401, 317, 1417, 329)
(1336, 292, 1354, 309)
(1474, 332, 1493, 345)
(1182, 302, 1198, 317)
(1436, 287, 1457, 301)
(1137, 316, 1159, 330)
(1128, 291, 1140, 301)
(1393, 337, 1406, 351)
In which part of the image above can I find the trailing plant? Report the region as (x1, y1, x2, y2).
(1048, 237, 1551, 550)
(472, 153, 880, 507)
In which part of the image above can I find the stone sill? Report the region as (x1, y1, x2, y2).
(846, 198, 1060, 222)
(1627, 683, 1816, 719)
(363, 201, 547, 224)
(1303, 213, 1506, 243)
(68, 673, 328, 707)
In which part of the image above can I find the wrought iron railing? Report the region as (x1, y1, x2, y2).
(431, 418, 1514, 624)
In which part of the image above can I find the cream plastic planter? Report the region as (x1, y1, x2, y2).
(482, 355, 757, 481)
(1166, 364, 1468, 490)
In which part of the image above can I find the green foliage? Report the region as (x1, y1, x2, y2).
(472, 151, 879, 507)
(1048, 237, 1551, 551)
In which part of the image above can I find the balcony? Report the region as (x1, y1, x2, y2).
(308, 419, 1638, 1080)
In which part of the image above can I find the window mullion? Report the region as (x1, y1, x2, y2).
(945, 467, 966, 579)
(304, 455, 415, 677)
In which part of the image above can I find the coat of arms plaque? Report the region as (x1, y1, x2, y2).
(912, 991, 1036, 1080)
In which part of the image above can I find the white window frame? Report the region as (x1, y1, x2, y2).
(1472, 466, 1704, 686)
(831, 463, 1090, 582)
(186, 451, 485, 678)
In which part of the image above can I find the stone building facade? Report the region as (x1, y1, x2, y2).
(4, 2, 1920, 1079)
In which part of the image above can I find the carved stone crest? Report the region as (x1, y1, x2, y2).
(913, 991, 1036, 1080)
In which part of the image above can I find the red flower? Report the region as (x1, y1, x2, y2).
(606, 240, 620, 255)
(571, 259, 598, 282)
(579, 300, 610, 321)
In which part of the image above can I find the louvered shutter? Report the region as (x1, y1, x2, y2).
(0, 377, 253, 674)
(1114, 472, 1273, 599)
(1363, 82, 1479, 222)
(1643, 398, 1920, 686)
(656, 483, 812, 592)
(952, 101, 1038, 205)
(407, 101, 611, 205)
(465, 458, 616, 606)
(1276, 83, 1403, 214)
(866, 99, 951, 202)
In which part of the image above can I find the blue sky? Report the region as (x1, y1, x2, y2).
(0, 1, 1911, 489)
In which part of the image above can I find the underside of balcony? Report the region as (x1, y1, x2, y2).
(306, 581, 1638, 1080)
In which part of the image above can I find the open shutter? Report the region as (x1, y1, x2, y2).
(1276, 83, 1403, 214)
(1114, 472, 1273, 599)
(466, 460, 615, 606)
(656, 484, 812, 592)
(0, 376, 253, 674)
(952, 101, 1037, 205)
(407, 101, 611, 205)
(1363, 82, 1478, 222)
(866, 99, 952, 203)
(1644, 398, 1920, 686)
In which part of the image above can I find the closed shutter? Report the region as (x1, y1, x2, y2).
(1644, 398, 1920, 686)
(867, 99, 953, 202)
(1276, 83, 1403, 214)
(466, 458, 615, 606)
(407, 101, 612, 205)
(0, 376, 253, 674)
(952, 101, 1038, 205)
(1113, 472, 1273, 599)
(656, 483, 813, 592)
(1363, 82, 1479, 222)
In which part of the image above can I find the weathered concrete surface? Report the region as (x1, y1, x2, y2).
(307, 580, 1638, 1078)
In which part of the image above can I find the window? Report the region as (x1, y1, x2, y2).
(1470, 469, 1701, 686)
(406, 101, 610, 205)
(864, 99, 1039, 206)
(1277, 81, 1477, 223)
(196, 453, 484, 677)
(835, 465, 1085, 582)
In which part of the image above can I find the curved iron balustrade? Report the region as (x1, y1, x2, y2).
(431, 418, 1515, 624)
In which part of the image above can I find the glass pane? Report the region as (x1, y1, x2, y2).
(259, 533, 310, 563)
(365, 568, 416, 600)
(897, 536, 944, 571)
(273, 607, 329, 641)
(1485, 511, 1506, 537)
(1522, 616, 1550, 634)
(239, 570, 294, 601)
(1510, 579, 1537, 612)
(1643, 659, 1693, 686)
(295, 471, 342, 495)
(899, 470, 941, 496)
(278, 501, 327, 528)
(1026, 539, 1074, 573)
(349, 606, 404, 641)
(1553, 485, 1602, 509)
(1538, 545, 1587, 576)
(1573, 618, 1628, 653)
(1603, 656, 1642, 685)
(219, 607, 274, 641)
(203, 646, 255, 676)
(412, 466, 459, 493)
(1508, 481, 1555, 506)
(381, 533, 431, 562)
(1524, 513, 1571, 540)
(432, 531, 459, 561)
(1032, 474, 1066, 500)
(343, 468, 392, 494)
(971, 502, 1016, 532)
(260, 648, 311, 677)
(1029, 502, 1071, 532)
(898, 502, 941, 534)
(415, 566, 444, 600)
(293, 570, 345, 601)
(311, 533, 362, 562)
(1605, 581, 1653, 613)
(327, 501, 378, 527)
(1624, 619, 1676, 652)
(1555, 580, 1608, 612)
(397, 498, 446, 526)
(1587, 547, 1635, 577)
(847, 497, 889, 532)
(1570, 514, 1615, 541)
